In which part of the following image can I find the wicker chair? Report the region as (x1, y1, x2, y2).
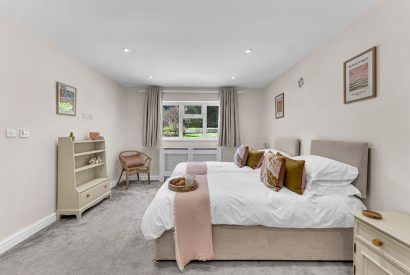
(117, 151, 152, 190)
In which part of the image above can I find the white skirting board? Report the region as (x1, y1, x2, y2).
(111, 174, 160, 188)
(0, 213, 56, 255)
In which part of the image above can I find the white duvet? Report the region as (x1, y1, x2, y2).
(141, 161, 366, 240)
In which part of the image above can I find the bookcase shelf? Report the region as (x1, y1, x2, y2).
(74, 149, 105, 157)
(75, 162, 105, 172)
(57, 137, 111, 220)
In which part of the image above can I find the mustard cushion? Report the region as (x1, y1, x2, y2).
(276, 153, 305, 195)
(246, 150, 265, 169)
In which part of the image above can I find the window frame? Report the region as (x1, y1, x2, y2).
(161, 101, 220, 141)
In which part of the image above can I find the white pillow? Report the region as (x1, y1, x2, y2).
(307, 180, 362, 197)
(293, 155, 359, 185)
(259, 149, 291, 158)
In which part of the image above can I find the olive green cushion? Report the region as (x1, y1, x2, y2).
(277, 153, 305, 195)
(246, 150, 265, 169)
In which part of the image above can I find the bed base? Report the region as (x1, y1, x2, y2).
(155, 225, 353, 261)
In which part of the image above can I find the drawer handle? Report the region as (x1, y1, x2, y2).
(372, 239, 383, 247)
(86, 194, 90, 198)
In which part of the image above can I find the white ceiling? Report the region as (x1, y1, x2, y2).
(0, 0, 378, 88)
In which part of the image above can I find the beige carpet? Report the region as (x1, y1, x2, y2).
(0, 181, 353, 275)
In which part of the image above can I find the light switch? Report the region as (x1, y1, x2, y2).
(20, 128, 30, 138)
(6, 128, 17, 138)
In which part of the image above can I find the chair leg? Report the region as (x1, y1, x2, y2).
(126, 171, 129, 190)
(117, 169, 124, 186)
(137, 173, 140, 182)
(147, 172, 151, 184)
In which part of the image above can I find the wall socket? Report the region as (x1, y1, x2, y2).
(20, 128, 30, 138)
(6, 128, 17, 138)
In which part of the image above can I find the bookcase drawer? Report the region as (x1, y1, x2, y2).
(80, 180, 110, 207)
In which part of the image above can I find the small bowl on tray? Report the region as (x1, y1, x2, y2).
(168, 176, 198, 192)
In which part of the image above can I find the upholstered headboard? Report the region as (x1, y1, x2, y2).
(275, 137, 300, 157)
(310, 140, 369, 199)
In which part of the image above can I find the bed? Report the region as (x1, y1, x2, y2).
(142, 139, 369, 261)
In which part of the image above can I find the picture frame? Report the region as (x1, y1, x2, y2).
(56, 82, 77, 116)
(344, 47, 377, 104)
(275, 93, 284, 119)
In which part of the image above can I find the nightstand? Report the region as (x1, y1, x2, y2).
(353, 211, 410, 275)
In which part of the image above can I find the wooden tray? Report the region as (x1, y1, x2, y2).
(168, 177, 198, 192)
(362, 210, 382, 220)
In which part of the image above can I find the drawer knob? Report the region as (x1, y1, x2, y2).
(104, 185, 107, 188)
(86, 194, 90, 198)
(372, 239, 383, 247)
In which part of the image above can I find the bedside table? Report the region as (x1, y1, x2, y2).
(353, 211, 410, 275)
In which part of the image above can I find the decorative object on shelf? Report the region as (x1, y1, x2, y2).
(89, 132, 101, 140)
(69, 132, 75, 141)
(344, 46, 377, 104)
(362, 210, 382, 220)
(168, 176, 198, 192)
(275, 93, 284, 119)
(89, 156, 103, 165)
(56, 82, 77, 116)
(298, 77, 304, 88)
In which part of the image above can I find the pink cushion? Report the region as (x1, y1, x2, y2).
(233, 145, 249, 168)
(122, 154, 144, 168)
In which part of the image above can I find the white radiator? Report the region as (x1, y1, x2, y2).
(159, 147, 221, 182)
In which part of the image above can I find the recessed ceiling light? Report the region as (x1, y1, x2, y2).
(122, 47, 130, 53)
(245, 49, 252, 54)
(231, 76, 236, 79)
(149, 75, 153, 79)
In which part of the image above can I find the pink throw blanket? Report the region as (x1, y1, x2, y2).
(174, 162, 213, 270)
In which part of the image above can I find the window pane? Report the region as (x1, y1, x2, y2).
(183, 118, 203, 138)
(207, 106, 219, 138)
(184, 105, 202, 115)
(162, 105, 179, 137)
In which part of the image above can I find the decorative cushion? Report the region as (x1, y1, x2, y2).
(260, 151, 286, 191)
(233, 145, 249, 168)
(246, 150, 265, 169)
(277, 153, 305, 195)
(122, 154, 144, 168)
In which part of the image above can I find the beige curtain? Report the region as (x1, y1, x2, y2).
(143, 86, 162, 147)
(218, 87, 240, 147)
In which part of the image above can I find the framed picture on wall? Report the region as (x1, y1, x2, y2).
(275, 93, 284, 119)
(344, 47, 377, 104)
(56, 82, 77, 116)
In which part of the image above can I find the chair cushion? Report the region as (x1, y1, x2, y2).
(123, 154, 144, 168)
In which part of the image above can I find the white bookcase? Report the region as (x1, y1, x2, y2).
(57, 137, 111, 220)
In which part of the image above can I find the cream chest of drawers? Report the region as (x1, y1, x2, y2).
(353, 211, 410, 275)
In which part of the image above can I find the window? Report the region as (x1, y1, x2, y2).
(162, 101, 219, 139)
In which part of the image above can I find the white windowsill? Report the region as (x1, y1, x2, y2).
(162, 138, 218, 142)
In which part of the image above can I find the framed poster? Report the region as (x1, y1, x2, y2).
(344, 47, 377, 104)
(56, 82, 76, 116)
(275, 93, 284, 119)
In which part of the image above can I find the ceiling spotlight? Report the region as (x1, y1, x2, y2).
(231, 76, 236, 79)
(149, 75, 153, 79)
(122, 47, 130, 53)
(245, 49, 252, 54)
